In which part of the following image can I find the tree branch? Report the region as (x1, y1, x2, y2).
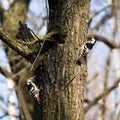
(16, 86, 32, 120)
(0, 28, 33, 61)
(88, 35, 119, 49)
(91, 13, 113, 31)
(0, 102, 19, 119)
(89, 4, 114, 26)
(0, 66, 32, 120)
(84, 78, 120, 113)
(0, 66, 12, 78)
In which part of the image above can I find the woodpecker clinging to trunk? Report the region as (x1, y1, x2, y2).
(27, 78, 40, 104)
(77, 37, 96, 65)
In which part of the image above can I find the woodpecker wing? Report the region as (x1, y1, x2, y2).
(27, 79, 40, 104)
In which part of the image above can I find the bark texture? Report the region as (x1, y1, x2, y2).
(0, 0, 89, 120)
(34, 0, 90, 120)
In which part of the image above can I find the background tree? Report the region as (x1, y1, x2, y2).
(85, 0, 120, 120)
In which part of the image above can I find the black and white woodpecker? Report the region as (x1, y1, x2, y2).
(27, 78, 40, 104)
(77, 37, 96, 65)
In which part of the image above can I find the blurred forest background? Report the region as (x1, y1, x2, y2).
(0, 0, 120, 120)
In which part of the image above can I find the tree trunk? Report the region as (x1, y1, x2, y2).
(34, 0, 89, 120)
(0, 0, 89, 119)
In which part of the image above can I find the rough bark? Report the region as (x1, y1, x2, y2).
(0, 0, 89, 120)
(34, 0, 89, 120)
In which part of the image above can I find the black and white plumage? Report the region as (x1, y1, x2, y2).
(27, 79, 40, 104)
(77, 37, 96, 65)
(81, 37, 96, 56)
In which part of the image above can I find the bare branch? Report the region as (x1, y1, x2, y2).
(16, 86, 32, 120)
(0, 66, 12, 78)
(0, 103, 19, 119)
(84, 78, 120, 113)
(0, 65, 32, 120)
(0, 114, 7, 119)
(94, 35, 118, 49)
(89, 4, 114, 26)
(0, 28, 33, 61)
(12, 64, 30, 79)
(88, 35, 119, 49)
(92, 13, 113, 31)
(87, 73, 99, 84)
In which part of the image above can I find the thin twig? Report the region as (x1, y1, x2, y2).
(31, 39, 46, 70)
(0, 66, 12, 78)
(62, 76, 76, 91)
(89, 3, 115, 26)
(91, 13, 113, 31)
(84, 78, 120, 113)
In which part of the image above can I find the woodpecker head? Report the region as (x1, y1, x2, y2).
(86, 37, 96, 49)
(27, 79, 34, 91)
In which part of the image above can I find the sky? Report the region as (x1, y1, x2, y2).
(0, 0, 120, 120)
(86, 0, 120, 119)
